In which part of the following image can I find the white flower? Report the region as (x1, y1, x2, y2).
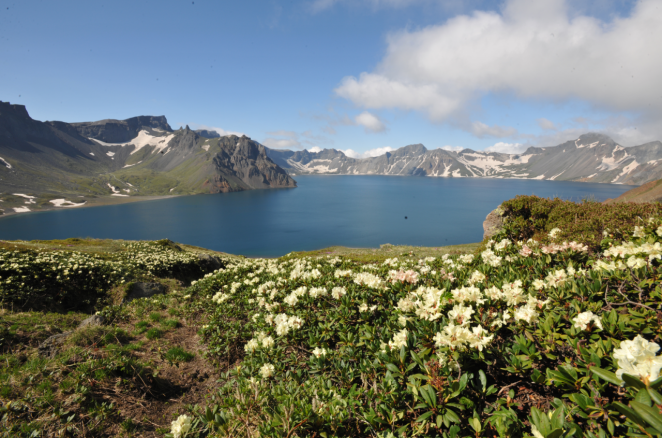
(657, 225, 662, 237)
(312, 347, 328, 358)
(626, 256, 647, 269)
(573, 311, 603, 331)
(549, 228, 561, 239)
(309, 287, 327, 298)
(532, 279, 545, 290)
(459, 254, 474, 263)
(398, 315, 409, 326)
(448, 304, 474, 326)
(261, 336, 275, 350)
(633, 226, 646, 238)
(260, 363, 275, 379)
(494, 239, 511, 251)
(170, 415, 192, 438)
(613, 335, 662, 383)
(244, 339, 259, 353)
(353, 272, 385, 289)
(467, 270, 486, 285)
(388, 328, 409, 350)
(331, 286, 346, 299)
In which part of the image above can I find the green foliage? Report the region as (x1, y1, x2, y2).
(185, 208, 662, 437)
(499, 195, 662, 252)
(164, 346, 194, 363)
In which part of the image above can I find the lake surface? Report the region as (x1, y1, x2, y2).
(0, 176, 632, 257)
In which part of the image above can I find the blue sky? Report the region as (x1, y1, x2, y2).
(1, 0, 659, 157)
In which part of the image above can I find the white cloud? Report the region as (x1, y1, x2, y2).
(471, 121, 517, 138)
(308, 146, 323, 152)
(193, 124, 244, 137)
(262, 137, 302, 149)
(335, 0, 662, 140)
(355, 111, 387, 133)
(537, 118, 556, 130)
(483, 142, 528, 154)
(339, 146, 394, 158)
(440, 145, 464, 152)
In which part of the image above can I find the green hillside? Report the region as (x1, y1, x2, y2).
(2, 197, 662, 437)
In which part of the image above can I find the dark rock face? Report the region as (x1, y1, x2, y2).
(483, 207, 505, 240)
(79, 314, 105, 328)
(195, 129, 220, 138)
(198, 253, 222, 271)
(38, 331, 74, 358)
(123, 282, 167, 303)
(71, 116, 172, 143)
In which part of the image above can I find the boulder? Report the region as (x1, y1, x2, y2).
(198, 253, 222, 271)
(38, 331, 73, 358)
(78, 314, 105, 328)
(483, 207, 505, 240)
(123, 282, 167, 303)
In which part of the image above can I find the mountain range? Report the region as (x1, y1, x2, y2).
(0, 101, 295, 215)
(2, 100, 662, 215)
(266, 134, 662, 185)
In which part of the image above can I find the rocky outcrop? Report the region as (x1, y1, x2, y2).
(195, 129, 220, 138)
(71, 116, 172, 143)
(198, 253, 223, 271)
(123, 282, 167, 303)
(483, 207, 505, 240)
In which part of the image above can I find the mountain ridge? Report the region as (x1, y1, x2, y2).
(265, 132, 662, 185)
(0, 101, 295, 216)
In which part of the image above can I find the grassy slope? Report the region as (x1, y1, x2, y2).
(0, 237, 477, 437)
(606, 178, 662, 204)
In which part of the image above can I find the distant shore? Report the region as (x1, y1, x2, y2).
(0, 194, 182, 219)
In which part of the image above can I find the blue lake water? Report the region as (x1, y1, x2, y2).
(0, 176, 632, 256)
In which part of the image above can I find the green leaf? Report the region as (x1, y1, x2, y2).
(459, 373, 469, 391)
(611, 401, 647, 427)
(622, 373, 647, 389)
(635, 389, 653, 407)
(648, 387, 662, 406)
(631, 401, 662, 433)
(546, 429, 564, 438)
(386, 363, 401, 374)
(444, 408, 460, 423)
(416, 411, 434, 423)
(589, 367, 622, 386)
(649, 376, 662, 390)
(469, 417, 481, 433)
(479, 369, 487, 392)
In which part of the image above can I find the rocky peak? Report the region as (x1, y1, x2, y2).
(71, 115, 172, 143)
(0, 101, 31, 119)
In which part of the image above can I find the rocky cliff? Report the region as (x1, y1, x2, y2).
(0, 101, 295, 215)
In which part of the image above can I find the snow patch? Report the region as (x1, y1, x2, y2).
(111, 194, 129, 197)
(0, 156, 12, 169)
(106, 151, 115, 157)
(90, 130, 176, 155)
(49, 199, 87, 208)
(13, 207, 31, 213)
(89, 152, 95, 156)
(202, 145, 210, 151)
(13, 193, 36, 204)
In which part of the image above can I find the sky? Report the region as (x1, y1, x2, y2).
(1, 0, 660, 157)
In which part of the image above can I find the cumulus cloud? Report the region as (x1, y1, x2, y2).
(483, 142, 528, 154)
(192, 124, 244, 137)
(340, 146, 395, 158)
(537, 118, 557, 130)
(335, 0, 662, 139)
(308, 146, 324, 152)
(355, 111, 387, 132)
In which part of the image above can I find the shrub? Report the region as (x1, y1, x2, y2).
(145, 328, 163, 340)
(498, 195, 662, 252)
(164, 347, 194, 363)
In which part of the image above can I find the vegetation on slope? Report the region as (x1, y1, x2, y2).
(2, 196, 662, 437)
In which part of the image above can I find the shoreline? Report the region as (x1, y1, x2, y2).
(0, 194, 183, 219)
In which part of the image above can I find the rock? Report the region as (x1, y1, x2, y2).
(123, 282, 167, 303)
(198, 253, 222, 271)
(483, 207, 505, 240)
(79, 314, 105, 328)
(38, 331, 73, 358)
